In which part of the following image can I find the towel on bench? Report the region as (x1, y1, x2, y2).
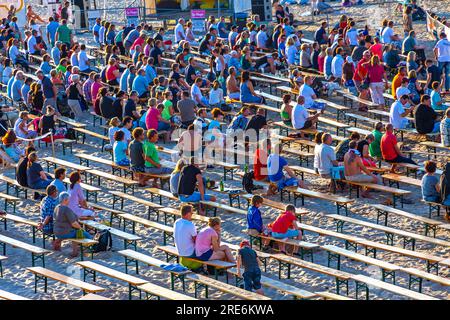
(159, 263, 189, 273)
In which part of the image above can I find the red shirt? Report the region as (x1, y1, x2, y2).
(254, 148, 268, 181)
(367, 64, 385, 83)
(381, 131, 398, 161)
(271, 211, 296, 234)
(369, 43, 383, 60)
(106, 65, 118, 81)
(318, 55, 325, 73)
(353, 59, 369, 82)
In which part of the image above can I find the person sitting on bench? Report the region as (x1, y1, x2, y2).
(27, 152, 52, 190)
(381, 123, 417, 173)
(68, 172, 96, 220)
(177, 157, 216, 215)
(344, 140, 382, 198)
(39, 185, 58, 237)
(174, 204, 197, 259)
(269, 204, 302, 255)
(53, 191, 92, 256)
(195, 217, 235, 263)
(267, 143, 304, 191)
(421, 160, 441, 203)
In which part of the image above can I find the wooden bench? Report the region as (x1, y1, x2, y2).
(57, 116, 87, 128)
(0, 174, 46, 200)
(118, 249, 191, 291)
(327, 214, 450, 251)
(322, 244, 400, 284)
(73, 127, 109, 151)
(109, 190, 165, 220)
(0, 234, 49, 267)
(382, 173, 421, 189)
(401, 267, 450, 293)
(38, 137, 75, 156)
(420, 141, 450, 155)
(345, 127, 372, 137)
(345, 113, 380, 127)
(283, 148, 314, 167)
(283, 186, 355, 216)
(270, 254, 353, 296)
(86, 169, 139, 194)
(81, 220, 141, 250)
(41, 157, 91, 174)
(76, 261, 149, 300)
(316, 291, 354, 300)
(351, 274, 439, 300)
(0, 192, 20, 212)
(342, 180, 411, 208)
(0, 289, 30, 300)
(185, 273, 271, 300)
(341, 93, 379, 109)
(316, 116, 350, 136)
(137, 282, 197, 300)
(77, 293, 111, 300)
(157, 245, 236, 280)
(27, 267, 105, 295)
(118, 213, 174, 245)
(200, 200, 247, 217)
(146, 187, 178, 205)
(372, 204, 443, 237)
(227, 267, 316, 300)
(240, 194, 309, 216)
(290, 165, 319, 180)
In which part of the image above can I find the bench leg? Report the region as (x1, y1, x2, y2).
(336, 220, 345, 233)
(344, 240, 357, 252)
(402, 237, 416, 251)
(364, 246, 377, 259)
(426, 261, 439, 275)
(385, 232, 394, 246)
(327, 252, 341, 270)
(424, 224, 437, 238)
(34, 274, 47, 293)
(382, 270, 396, 284)
(376, 209, 388, 226)
(355, 281, 369, 300)
(408, 275, 423, 293)
(335, 278, 349, 296)
(277, 260, 291, 279)
(32, 253, 45, 267)
(0, 260, 2, 277)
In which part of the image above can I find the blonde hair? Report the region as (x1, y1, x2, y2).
(173, 159, 185, 173)
(109, 117, 121, 127)
(208, 217, 221, 228)
(408, 69, 417, 79)
(407, 51, 416, 62)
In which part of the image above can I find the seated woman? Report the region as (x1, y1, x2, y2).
(281, 94, 293, 125)
(240, 71, 264, 104)
(39, 106, 66, 142)
(407, 70, 422, 105)
(113, 130, 130, 166)
(421, 160, 440, 202)
(169, 159, 185, 197)
(14, 111, 37, 142)
(67, 171, 96, 219)
(27, 151, 52, 190)
(357, 133, 377, 167)
(269, 205, 302, 255)
(1, 129, 24, 163)
(52, 192, 92, 256)
(195, 217, 235, 263)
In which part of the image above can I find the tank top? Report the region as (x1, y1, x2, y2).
(41, 115, 55, 134)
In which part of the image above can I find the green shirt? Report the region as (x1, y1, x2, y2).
(161, 100, 172, 120)
(143, 141, 159, 168)
(369, 129, 382, 158)
(57, 25, 72, 44)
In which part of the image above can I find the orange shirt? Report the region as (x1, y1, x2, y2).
(391, 74, 404, 99)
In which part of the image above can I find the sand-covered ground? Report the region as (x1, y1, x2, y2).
(1, 0, 450, 300)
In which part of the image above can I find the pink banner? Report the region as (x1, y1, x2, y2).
(125, 7, 139, 17)
(191, 9, 206, 19)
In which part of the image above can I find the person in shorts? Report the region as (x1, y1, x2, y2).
(270, 204, 302, 255)
(236, 240, 264, 295)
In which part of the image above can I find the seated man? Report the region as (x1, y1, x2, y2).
(173, 204, 197, 259)
(143, 129, 173, 185)
(291, 95, 321, 131)
(389, 94, 413, 129)
(177, 157, 216, 215)
(344, 140, 382, 198)
(414, 94, 440, 134)
(381, 123, 417, 172)
(269, 204, 302, 255)
(267, 143, 304, 191)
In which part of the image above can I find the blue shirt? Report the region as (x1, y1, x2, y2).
(132, 75, 149, 96)
(50, 179, 66, 194)
(92, 23, 101, 43)
(421, 174, 439, 200)
(127, 73, 136, 91)
(113, 140, 128, 163)
(40, 76, 55, 99)
(144, 65, 156, 83)
(120, 69, 130, 92)
(11, 79, 23, 101)
(40, 61, 52, 75)
(6, 76, 14, 98)
(21, 83, 30, 103)
(267, 154, 288, 182)
(51, 46, 61, 65)
(431, 90, 444, 110)
(40, 195, 58, 234)
(247, 205, 263, 233)
(46, 21, 59, 44)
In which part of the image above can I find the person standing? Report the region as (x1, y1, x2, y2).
(236, 240, 264, 295)
(434, 32, 450, 92)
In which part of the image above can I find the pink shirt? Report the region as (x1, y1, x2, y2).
(145, 107, 160, 130)
(195, 227, 217, 257)
(318, 55, 325, 73)
(68, 183, 85, 217)
(131, 37, 144, 51)
(91, 82, 102, 102)
(367, 64, 385, 83)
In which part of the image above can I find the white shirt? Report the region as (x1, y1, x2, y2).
(256, 30, 268, 49)
(291, 103, 309, 129)
(382, 27, 394, 44)
(27, 36, 37, 54)
(78, 50, 89, 71)
(299, 84, 316, 109)
(209, 88, 223, 105)
(174, 23, 186, 43)
(315, 143, 336, 175)
(9, 45, 19, 63)
(434, 38, 450, 62)
(70, 52, 79, 67)
(346, 28, 358, 46)
(173, 218, 197, 257)
(389, 100, 408, 129)
(120, 127, 131, 143)
(331, 54, 344, 77)
(190, 83, 202, 103)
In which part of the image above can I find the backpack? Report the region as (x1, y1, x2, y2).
(92, 229, 113, 253)
(65, 128, 76, 140)
(242, 170, 256, 194)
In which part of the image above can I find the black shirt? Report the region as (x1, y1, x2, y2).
(427, 65, 441, 89)
(99, 96, 115, 119)
(199, 39, 209, 53)
(16, 156, 28, 187)
(178, 165, 201, 196)
(150, 47, 162, 66)
(169, 71, 181, 85)
(357, 140, 369, 156)
(185, 65, 196, 85)
(154, 33, 163, 42)
(123, 99, 136, 119)
(112, 98, 123, 119)
(415, 104, 437, 134)
(67, 84, 80, 100)
(245, 114, 267, 137)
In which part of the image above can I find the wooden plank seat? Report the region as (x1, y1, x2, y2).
(0, 174, 46, 199)
(270, 254, 353, 296)
(345, 127, 372, 137)
(321, 244, 401, 284)
(227, 267, 317, 300)
(342, 180, 411, 208)
(351, 274, 439, 300)
(420, 141, 450, 155)
(283, 148, 314, 166)
(27, 266, 105, 295)
(200, 200, 247, 217)
(327, 214, 450, 251)
(243, 229, 319, 262)
(109, 190, 165, 220)
(86, 169, 139, 194)
(243, 102, 281, 116)
(316, 291, 355, 300)
(73, 127, 109, 151)
(0, 234, 49, 267)
(341, 93, 379, 109)
(289, 165, 319, 180)
(240, 193, 309, 217)
(80, 220, 141, 250)
(118, 249, 192, 291)
(223, 241, 272, 272)
(185, 273, 271, 300)
(89, 111, 106, 127)
(157, 245, 236, 280)
(316, 116, 350, 136)
(137, 282, 197, 300)
(0, 289, 30, 300)
(345, 113, 380, 127)
(208, 160, 240, 181)
(272, 120, 317, 136)
(368, 109, 390, 121)
(372, 204, 443, 237)
(282, 186, 355, 215)
(421, 200, 450, 219)
(382, 173, 421, 189)
(37, 137, 75, 156)
(207, 186, 244, 208)
(0, 192, 20, 212)
(57, 116, 87, 128)
(400, 267, 450, 293)
(118, 213, 174, 245)
(77, 293, 111, 300)
(41, 157, 91, 174)
(146, 187, 178, 205)
(75, 261, 148, 300)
